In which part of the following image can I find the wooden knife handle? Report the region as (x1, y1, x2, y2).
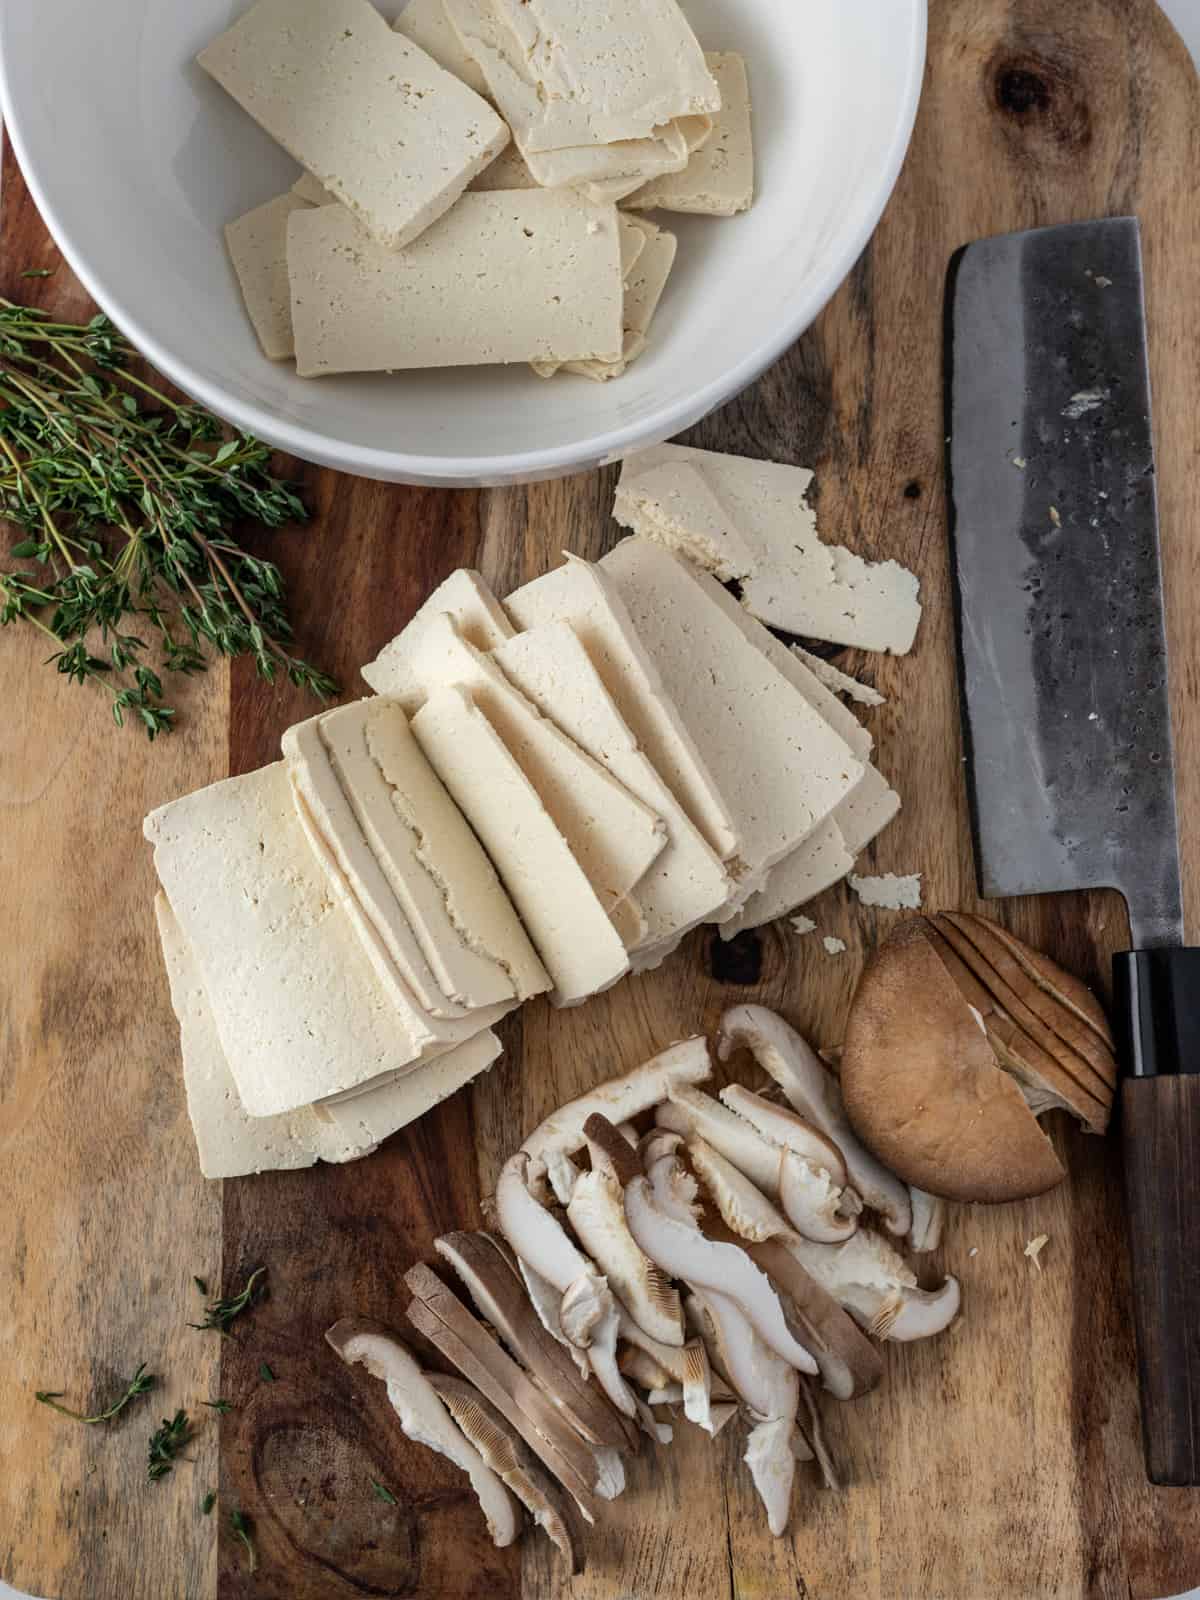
(1121, 1072, 1200, 1485)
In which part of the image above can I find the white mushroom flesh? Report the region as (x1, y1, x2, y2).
(591, 1445, 627, 1500)
(647, 1383, 684, 1405)
(777, 1150, 859, 1244)
(545, 1150, 582, 1207)
(688, 1287, 799, 1422)
(328, 1326, 520, 1548)
(617, 1313, 718, 1435)
(719, 1085, 850, 1189)
(495, 1152, 596, 1306)
(743, 1415, 797, 1537)
(688, 1137, 791, 1243)
(624, 1176, 818, 1374)
(781, 1230, 961, 1341)
(719, 1005, 912, 1235)
(522, 1037, 712, 1191)
(657, 1084, 782, 1194)
(568, 1167, 684, 1347)
(907, 1187, 947, 1253)
(517, 1258, 591, 1379)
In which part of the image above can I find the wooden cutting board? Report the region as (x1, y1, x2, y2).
(5, 2, 1200, 1595)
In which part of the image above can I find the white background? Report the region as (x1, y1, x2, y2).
(4, 2, 1200, 1597)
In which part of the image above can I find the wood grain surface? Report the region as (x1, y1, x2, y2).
(5, 1, 1200, 1596)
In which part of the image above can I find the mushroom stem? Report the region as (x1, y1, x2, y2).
(743, 1415, 798, 1537)
(326, 1318, 520, 1548)
(624, 1176, 818, 1374)
(780, 1230, 961, 1341)
(907, 1188, 947, 1253)
(719, 1005, 912, 1235)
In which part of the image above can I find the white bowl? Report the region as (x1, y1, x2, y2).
(0, 0, 925, 487)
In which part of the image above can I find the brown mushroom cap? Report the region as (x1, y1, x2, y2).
(840, 918, 1066, 1203)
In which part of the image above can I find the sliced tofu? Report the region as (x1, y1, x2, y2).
(613, 458, 754, 576)
(400, 612, 667, 921)
(362, 569, 516, 713)
(615, 443, 923, 653)
(539, 217, 677, 382)
(492, 622, 732, 952)
(599, 539, 865, 895)
(468, 143, 539, 192)
(292, 170, 333, 206)
(625, 53, 754, 216)
(443, 0, 691, 185)
(145, 763, 506, 1117)
(685, 563, 900, 926)
(156, 892, 502, 1177)
(198, 0, 509, 252)
(485, 0, 718, 148)
(224, 192, 310, 361)
(283, 699, 548, 1011)
(412, 687, 629, 1006)
(288, 194, 624, 375)
(505, 554, 738, 862)
(790, 645, 886, 708)
(393, 0, 489, 97)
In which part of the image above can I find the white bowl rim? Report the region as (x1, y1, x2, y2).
(0, 4, 926, 485)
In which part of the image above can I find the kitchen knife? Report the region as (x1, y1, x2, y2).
(946, 216, 1200, 1486)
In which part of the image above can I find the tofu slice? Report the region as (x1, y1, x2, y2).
(400, 613, 667, 921)
(362, 569, 515, 713)
(791, 645, 886, 708)
(197, 0, 509, 252)
(538, 217, 676, 382)
(599, 540, 865, 894)
(718, 821, 857, 938)
(393, 0, 489, 97)
(691, 573, 900, 935)
(683, 560, 901, 849)
(412, 687, 629, 1005)
(616, 442, 922, 653)
(492, 621, 732, 952)
(224, 192, 310, 361)
(288, 195, 624, 375)
(613, 458, 754, 573)
(155, 893, 502, 1178)
(283, 700, 548, 1012)
(505, 554, 738, 862)
(443, 0, 691, 185)
(145, 763, 506, 1117)
(485, 0, 718, 148)
(291, 171, 333, 206)
(468, 143, 540, 192)
(625, 53, 754, 216)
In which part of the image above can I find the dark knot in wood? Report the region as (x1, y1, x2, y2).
(707, 928, 764, 986)
(989, 49, 1092, 154)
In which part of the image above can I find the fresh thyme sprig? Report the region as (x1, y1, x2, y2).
(0, 300, 337, 737)
(189, 1266, 267, 1334)
(230, 1508, 258, 1573)
(35, 1362, 155, 1424)
(147, 1408, 193, 1481)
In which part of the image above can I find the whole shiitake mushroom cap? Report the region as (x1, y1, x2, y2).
(840, 918, 1066, 1203)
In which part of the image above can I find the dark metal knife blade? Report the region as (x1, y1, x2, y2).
(947, 216, 1200, 1488)
(947, 216, 1181, 950)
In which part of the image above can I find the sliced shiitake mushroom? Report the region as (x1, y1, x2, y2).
(404, 1264, 607, 1521)
(434, 1231, 635, 1452)
(841, 919, 1067, 1202)
(325, 1317, 520, 1547)
(718, 1005, 911, 1235)
(426, 1374, 584, 1572)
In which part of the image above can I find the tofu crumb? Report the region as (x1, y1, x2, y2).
(1095, 275, 1113, 287)
(1011, 455, 1028, 469)
(968, 1246, 979, 1258)
(822, 936, 847, 956)
(1024, 1233, 1049, 1271)
(1049, 505, 1061, 527)
(848, 871, 922, 911)
(790, 914, 817, 936)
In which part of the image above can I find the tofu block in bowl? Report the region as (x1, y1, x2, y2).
(288, 194, 626, 375)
